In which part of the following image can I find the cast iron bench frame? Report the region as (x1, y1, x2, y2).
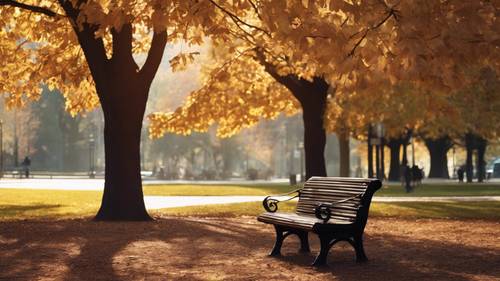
(257, 176, 381, 266)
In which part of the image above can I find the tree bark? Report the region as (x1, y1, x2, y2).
(367, 126, 373, 178)
(476, 136, 487, 183)
(338, 131, 350, 177)
(424, 136, 452, 179)
(465, 133, 474, 183)
(255, 51, 329, 180)
(94, 78, 151, 221)
(299, 80, 328, 180)
(387, 138, 402, 181)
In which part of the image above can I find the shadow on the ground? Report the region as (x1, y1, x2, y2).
(0, 204, 63, 216)
(0, 217, 499, 280)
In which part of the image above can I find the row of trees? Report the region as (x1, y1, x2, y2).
(1, 0, 498, 220)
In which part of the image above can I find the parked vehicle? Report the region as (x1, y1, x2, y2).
(486, 158, 500, 179)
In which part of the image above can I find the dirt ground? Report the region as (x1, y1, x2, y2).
(1, 216, 499, 281)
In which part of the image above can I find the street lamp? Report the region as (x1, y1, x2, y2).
(89, 133, 95, 178)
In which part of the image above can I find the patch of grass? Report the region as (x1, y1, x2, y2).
(142, 184, 296, 196)
(154, 201, 500, 220)
(142, 183, 500, 197)
(152, 201, 297, 217)
(370, 201, 500, 220)
(0, 188, 101, 220)
(377, 183, 500, 197)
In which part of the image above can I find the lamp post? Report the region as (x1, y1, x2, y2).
(89, 133, 95, 178)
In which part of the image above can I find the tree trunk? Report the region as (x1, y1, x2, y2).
(387, 138, 402, 181)
(367, 126, 374, 178)
(301, 101, 327, 180)
(256, 53, 329, 181)
(295, 78, 329, 180)
(380, 138, 385, 180)
(94, 81, 151, 221)
(338, 131, 350, 177)
(476, 136, 487, 183)
(465, 133, 474, 183)
(424, 136, 452, 179)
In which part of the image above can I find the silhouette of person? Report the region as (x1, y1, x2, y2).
(404, 164, 412, 193)
(21, 156, 31, 178)
(457, 166, 465, 182)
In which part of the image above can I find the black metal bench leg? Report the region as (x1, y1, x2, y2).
(270, 226, 284, 256)
(297, 231, 310, 253)
(352, 234, 368, 262)
(312, 234, 333, 267)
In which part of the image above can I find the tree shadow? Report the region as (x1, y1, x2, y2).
(0, 204, 63, 219)
(0, 218, 499, 280)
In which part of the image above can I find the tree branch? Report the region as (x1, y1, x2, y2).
(253, 48, 301, 92)
(111, 23, 137, 71)
(347, 7, 398, 57)
(208, 0, 271, 37)
(139, 30, 168, 85)
(58, 0, 108, 92)
(0, 0, 61, 17)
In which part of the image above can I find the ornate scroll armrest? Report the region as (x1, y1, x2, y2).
(262, 189, 301, 212)
(314, 192, 365, 223)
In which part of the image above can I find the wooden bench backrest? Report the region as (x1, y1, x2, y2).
(296, 177, 381, 224)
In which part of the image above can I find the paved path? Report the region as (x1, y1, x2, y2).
(1, 178, 499, 210)
(0, 178, 291, 190)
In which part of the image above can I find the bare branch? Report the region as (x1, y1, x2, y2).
(0, 0, 62, 17)
(253, 48, 301, 92)
(248, 0, 262, 20)
(347, 7, 398, 57)
(139, 30, 168, 84)
(208, 0, 271, 37)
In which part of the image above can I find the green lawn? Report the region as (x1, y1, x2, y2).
(142, 183, 293, 196)
(142, 182, 500, 197)
(157, 201, 500, 220)
(1, 187, 499, 221)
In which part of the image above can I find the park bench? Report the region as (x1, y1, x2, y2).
(257, 176, 381, 266)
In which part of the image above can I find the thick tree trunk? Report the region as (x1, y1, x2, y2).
(301, 101, 327, 180)
(295, 78, 329, 180)
(338, 131, 350, 177)
(476, 136, 487, 183)
(465, 133, 474, 183)
(94, 81, 151, 221)
(256, 54, 329, 181)
(387, 138, 402, 181)
(424, 136, 452, 179)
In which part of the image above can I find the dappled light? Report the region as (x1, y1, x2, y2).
(1, 218, 499, 280)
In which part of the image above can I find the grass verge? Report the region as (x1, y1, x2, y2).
(142, 183, 500, 197)
(154, 201, 500, 220)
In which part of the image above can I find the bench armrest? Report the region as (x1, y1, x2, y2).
(314, 193, 365, 223)
(262, 189, 301, 212)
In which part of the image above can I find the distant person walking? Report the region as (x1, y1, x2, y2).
(401, 164, 412, 193)
(21, 156, 31, 178)
(457, 166, 465, 183)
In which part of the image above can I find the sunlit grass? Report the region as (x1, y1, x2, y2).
(1, 183, 500, 220)
(142, 183, 294, 196)
(155, 201, 500, 220)
(142, 182, 500, 197)
(0, 189, 101, 220)
(377, 183, 500, 197)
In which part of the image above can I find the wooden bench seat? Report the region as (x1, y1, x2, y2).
(257, 176, 381, 266)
